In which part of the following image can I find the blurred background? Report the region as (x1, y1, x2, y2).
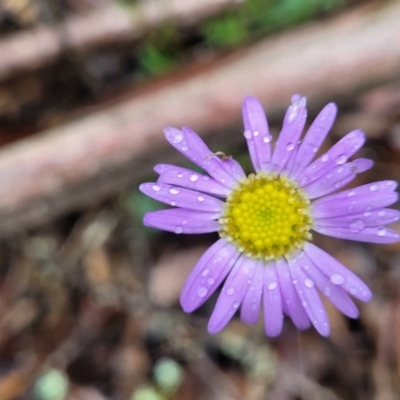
(0, 0, 400, 399)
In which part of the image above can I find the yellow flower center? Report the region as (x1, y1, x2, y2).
(219, 173, 312, 260)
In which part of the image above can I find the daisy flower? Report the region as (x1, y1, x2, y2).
(139, 95, 399, 337)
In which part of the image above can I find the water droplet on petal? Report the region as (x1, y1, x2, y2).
(378, 210, 386, 216)
(292, 279, 298, 285)
(312, 147, 318, 153)
(169, 188, 179, 195)
(207, 277, 215, 285)
(321, 154, 329, 162)
(175, 227, 183, 234)
(326, 174, 333, 180)
(226, 287, 235, 295)
(324, 287, 332, 297)
(268, 282, 278, 290)
(263, 134, 272, 143)
(172, 133, 183, 144)
(197, 196, 204, 202)
(337, 167, 344, 174)
(181, 145, 188, 152)
(370, 184, 379, 192)
(177, 172, 184, 178)
(304, 278, 314, 288)
(182, 220, 187, 225)
(170, 201, 177, 206)
(197, 286, 208, 297)
(190, 174, 198, 182)
(348, 190, 356, 197)
(286, 142, 295, 151)
(152, 185, 161, 192)
(302, 301, 308, 307)
(350, 219, 365, 231)
(364, 211, 372, 217)
(202, 268, 210, 277)
(244, 130, 252, 139)
(350, 287, 358, 295)
(330, 273, 345, 285)
(233, 302, 240, 309)
(253, 130, 260, 137)
(336, 155, 347, 165)
(377, 227, 386, 236)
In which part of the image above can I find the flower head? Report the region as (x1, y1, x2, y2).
(139, 95, 399, 337)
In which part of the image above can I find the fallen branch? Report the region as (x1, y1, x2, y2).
(0, 0, 242, 81)
(0, 2, 400, 235)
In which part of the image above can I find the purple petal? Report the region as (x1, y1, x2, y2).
(302, 158, 374, 199)
(270, 95, 307, 173)
(139, 183, 224, 212)
(311, 181, 398, 218)
(263, 263, 283, 337)
(304, 243, 372, 302)
(275, 258, 310, 330)
(219, 158, 246, 181)
(296, 252, 359, 318)
(202, 156, 242, 189)
(291, 103, 337, 179)
(164, 127, 211, 168)
(156, 164, 230, 197)
(180, 239, 240, 313)
(315, 209, 400, 228)
(240, 261, 264, 324)
(314, 225, 400, 244)
(298, 130, 365, 187)
(288, 257, 330, 336)
(144, 209, 220, 234)
(208, 256, 257, 334)
(242, 97, 272, 172)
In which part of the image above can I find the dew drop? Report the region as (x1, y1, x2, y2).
(253, 130, 260, 137)
(377, 210, 386, 216)
(190, 174, 198, 182)
(286, 142, 295, 151)
(181, 145, 188, 152)
(202, 268, 210, 277)
(169, 188, 179, 195)
(349, 219, 365, 231)
(364, 211, 372, 217)
(302, 301, 308, 307)
(197, 196, 204, 202)
(350, 287, 358, 295)
(233, 302, 240, 309)
(326, 174, 333, 180)
(177, 172, 184, 178)
(267, 282, 278, 290)
(370, 184, 379, 192)
(312, 147, 318, 153)
(337, 167, 344, 174)
(321, 154, 329, 162)
(348, 190, 356, 197)
(377, 227, 386, 237)
(304, 278, 314, 288)
(330, 273, 345, 285)
(171, 201, 177, 206)
(244, 130, 252, 139)
(182, 219, 187, 225)
(174, 227, 183, 234)
(226, 287, 235, 295)
(207, 277, 215, 285)
(197, 286, 208, 297)
(172, 133, 183, 144)
(292, 279, 298, 285)
(336, 155, 347, 165)
(263, 134, 272, 143)
(152, 185, 161, 192)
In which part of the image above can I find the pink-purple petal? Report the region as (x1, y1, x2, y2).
(208, 256, 257, 334)
(240, 261, 264, 324)
(163, 127, 211, 168)
(298, 130, 365, 187)
(156, 164, 230, 197)
(275, 258, 310, 330)
(297, 252, 359, 318)
(202, 156, 241, 189)
(139, 183, 224, 212)
(288, 257, 330, 336)
(270, 95, 307, 173)
(263, 263, 283, 337)
(315, 209, 400, 229)
(219, 158, 246, 181)
(180, 239, 240, 313)
(291, 103, 337, 179)
(311, 181, 398, 218)
(351, 158, 374, 173)
(242, 96, 272, 172)
(304, 243, 372, 302)
(144, 209, 220, 234)
(314, 225, 400, 243)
